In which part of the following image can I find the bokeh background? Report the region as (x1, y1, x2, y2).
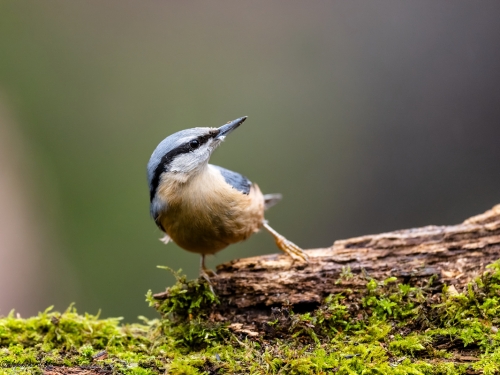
(1, 1, 500, 321)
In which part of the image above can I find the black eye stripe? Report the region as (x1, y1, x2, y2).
(149, 130, 220, 202)
(196, 133, 215, 145)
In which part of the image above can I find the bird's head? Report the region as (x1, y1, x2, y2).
(147, 116, 247, 202)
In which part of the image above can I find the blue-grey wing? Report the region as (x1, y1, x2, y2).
(150, 197, 167, 232)
(211, 164, 251, 195)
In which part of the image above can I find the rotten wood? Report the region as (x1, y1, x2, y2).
(41, 205, 500, 374)
(206, 204, 500, 315)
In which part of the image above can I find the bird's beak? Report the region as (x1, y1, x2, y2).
(216, 116, 247, 141)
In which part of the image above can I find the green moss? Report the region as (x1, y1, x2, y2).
(147, 267, 230, 349)
(148, 267, 219, 320)
(3, 261, 500, 374)
(389, 333, 429, 356)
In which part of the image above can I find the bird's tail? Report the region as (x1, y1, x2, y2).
(263, 193, 282, 210)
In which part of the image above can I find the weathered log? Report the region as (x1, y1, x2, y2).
(198, 204, 500, 322)
(29, 204, 500, 374)
(37, 206, 500, 375)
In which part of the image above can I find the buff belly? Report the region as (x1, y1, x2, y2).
(157, 172, 265, 255)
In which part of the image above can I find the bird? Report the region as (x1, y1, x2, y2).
(147, 116, 308, 276)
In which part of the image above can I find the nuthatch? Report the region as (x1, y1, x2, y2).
(147, 116, 308, 275)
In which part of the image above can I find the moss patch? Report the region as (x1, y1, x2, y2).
(3, 263, 500, 374)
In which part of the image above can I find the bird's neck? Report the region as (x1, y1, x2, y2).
(157, 163, 215, 204)
(169, 162, 211, 184)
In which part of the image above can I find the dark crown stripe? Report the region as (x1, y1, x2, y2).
(149, 131, 218, 202)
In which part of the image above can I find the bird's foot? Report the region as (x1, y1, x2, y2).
(199, 269, 216, 294)
(201, 268, 218, 277)
(159, 234, 171, 244)
(274, 236, 309, 262)
(262, 222, 309, 262)
(199, 254, 217, 293)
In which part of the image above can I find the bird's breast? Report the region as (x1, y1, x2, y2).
(156, 167, 265, 254)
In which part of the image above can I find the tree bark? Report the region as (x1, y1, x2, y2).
(185, 204, 500, 325)
(42, 204, 500, 374)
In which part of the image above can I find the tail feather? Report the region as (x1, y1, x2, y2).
(263, 193, 282, 210)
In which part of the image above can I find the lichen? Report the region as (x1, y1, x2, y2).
(3, 262, 500, 374)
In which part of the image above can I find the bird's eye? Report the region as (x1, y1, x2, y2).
(189, 140, 200, 149)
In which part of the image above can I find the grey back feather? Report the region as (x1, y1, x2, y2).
(211, 164, 251, 195)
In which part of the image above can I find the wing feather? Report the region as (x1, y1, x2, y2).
(211, 164, 251, 195)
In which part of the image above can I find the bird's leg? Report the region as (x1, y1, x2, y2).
(200, 253, 207, 272)
(199, 254, 217, 290)
(262, 221, 309, 262)
(200, 254, 218, 275)
(199, 254, 213, 290)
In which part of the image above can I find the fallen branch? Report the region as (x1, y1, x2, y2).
(4, 204, 500, 374)
(156, 204, 500, 325)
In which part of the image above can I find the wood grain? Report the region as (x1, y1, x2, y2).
(209, 204, 500, 313)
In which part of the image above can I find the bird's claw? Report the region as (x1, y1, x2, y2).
(159, 234, 171, 244)
(262, 221, 309, 263)
(275, 237, 309, 262)
(199, 269, 215, 294)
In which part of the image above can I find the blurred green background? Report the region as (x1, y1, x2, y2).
(1, 1, 500, 320)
